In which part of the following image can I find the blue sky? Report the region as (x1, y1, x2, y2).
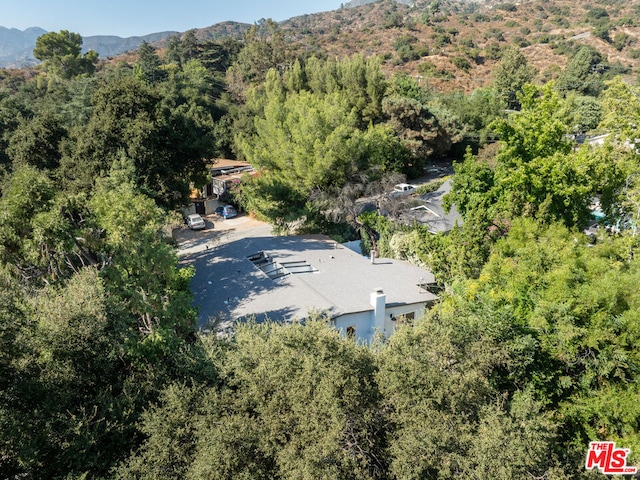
(3, 0, 345, 37)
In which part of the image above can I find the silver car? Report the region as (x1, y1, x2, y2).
(186, 214, 206, 230)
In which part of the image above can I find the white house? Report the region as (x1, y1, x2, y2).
(187, 234, 438, 343)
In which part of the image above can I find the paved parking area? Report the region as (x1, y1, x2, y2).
(175, 213, 275, 330)
(174, 213, 274, 257)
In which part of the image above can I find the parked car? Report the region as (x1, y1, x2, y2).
(186, 213, 206, 230)
(389, 183, 417, 198)
(215, 205, 238, 219)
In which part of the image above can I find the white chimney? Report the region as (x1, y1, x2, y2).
(370, 288, 386, 332)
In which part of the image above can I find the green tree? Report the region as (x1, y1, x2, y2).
(335, 54, 387, 126)
(225, 19, 289, 100)
(90, 158, 197, 351)
(134, 41, 168, 84)
(60, 75, 213, 207)
(598, 76, 640, 144)
(0, 272, 27, 477)
(0, 164, 60, 283)
(113, 382, 209, 480)
(0, 159, 203, 477)
(492, 46, 536, 109)
(448, 84, 612, 229)
(238, 82, 360, 194)
(6, 111, 67, 170)
(33, 30, 98, 79)
(165, 30, 201, 67)
(0, 79, 37, 165)
(556, 46, 604, 97)
(378, 305, 563, 479)
(118, 320, 385, 479)
(285, 55, 387, 127)
(558, 92, 602, 133)
(446, 218, 640, 468)
(382, 95, 459, 175)
(437, 87, 504, 143)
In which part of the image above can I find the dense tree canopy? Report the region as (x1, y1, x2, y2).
(59, 75, 214, 208)
(447, 83, 621, 229)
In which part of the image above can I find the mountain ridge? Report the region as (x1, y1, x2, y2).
(0, 26, 47, 68)
(3, 0, 640, 96)
(0, 27, 184, 68)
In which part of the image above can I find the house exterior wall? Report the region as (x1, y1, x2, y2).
(204, 199, 222, 215)
(334, 302, 429, 344)
(334, 311, 376, 343)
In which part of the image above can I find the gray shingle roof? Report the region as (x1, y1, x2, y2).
(184, 234, 437, 332)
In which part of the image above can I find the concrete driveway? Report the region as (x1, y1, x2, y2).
(174, 213, 274, 257)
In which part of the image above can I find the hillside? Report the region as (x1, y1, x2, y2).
(273, 0, 640, 93)
(4, 0, 640, 91)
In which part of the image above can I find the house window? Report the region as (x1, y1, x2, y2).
(396, 311, 415, 325)
(346, 326, 356, 340)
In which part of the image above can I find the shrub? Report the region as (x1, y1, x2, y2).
(496, 3, 517, 12)
(585, 7, 610, 22)
(613, 32, 630, 51)
(451, 56, 471, 71)
(460, 37, 475, 48)
(385, 12, 404, 28)
(484, 28, 505, 42)
(394, 34, 418, 50)
(418, 61, 454, 79)
(617, 15, 636, 26)
(593, 25, 611, 41)
(512, 36, 531, 48)
(415, 178, 447, 195)
(484, 42, 503, 60)
(551, 16, 570, 28)
(396, 45, 420, 63)
(431, 33, 451, 48)
(471, 13, 490, 22)
(536, 34, 551, 44)
(414, 44, 430, 57)
(628, 48, 640, 59)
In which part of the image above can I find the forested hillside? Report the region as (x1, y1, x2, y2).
(1, 0, 640, 478)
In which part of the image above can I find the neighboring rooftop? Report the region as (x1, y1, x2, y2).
(209, 158, 253, 176)
(185, 234, 437, 333)
(400, 178, 462, 233)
